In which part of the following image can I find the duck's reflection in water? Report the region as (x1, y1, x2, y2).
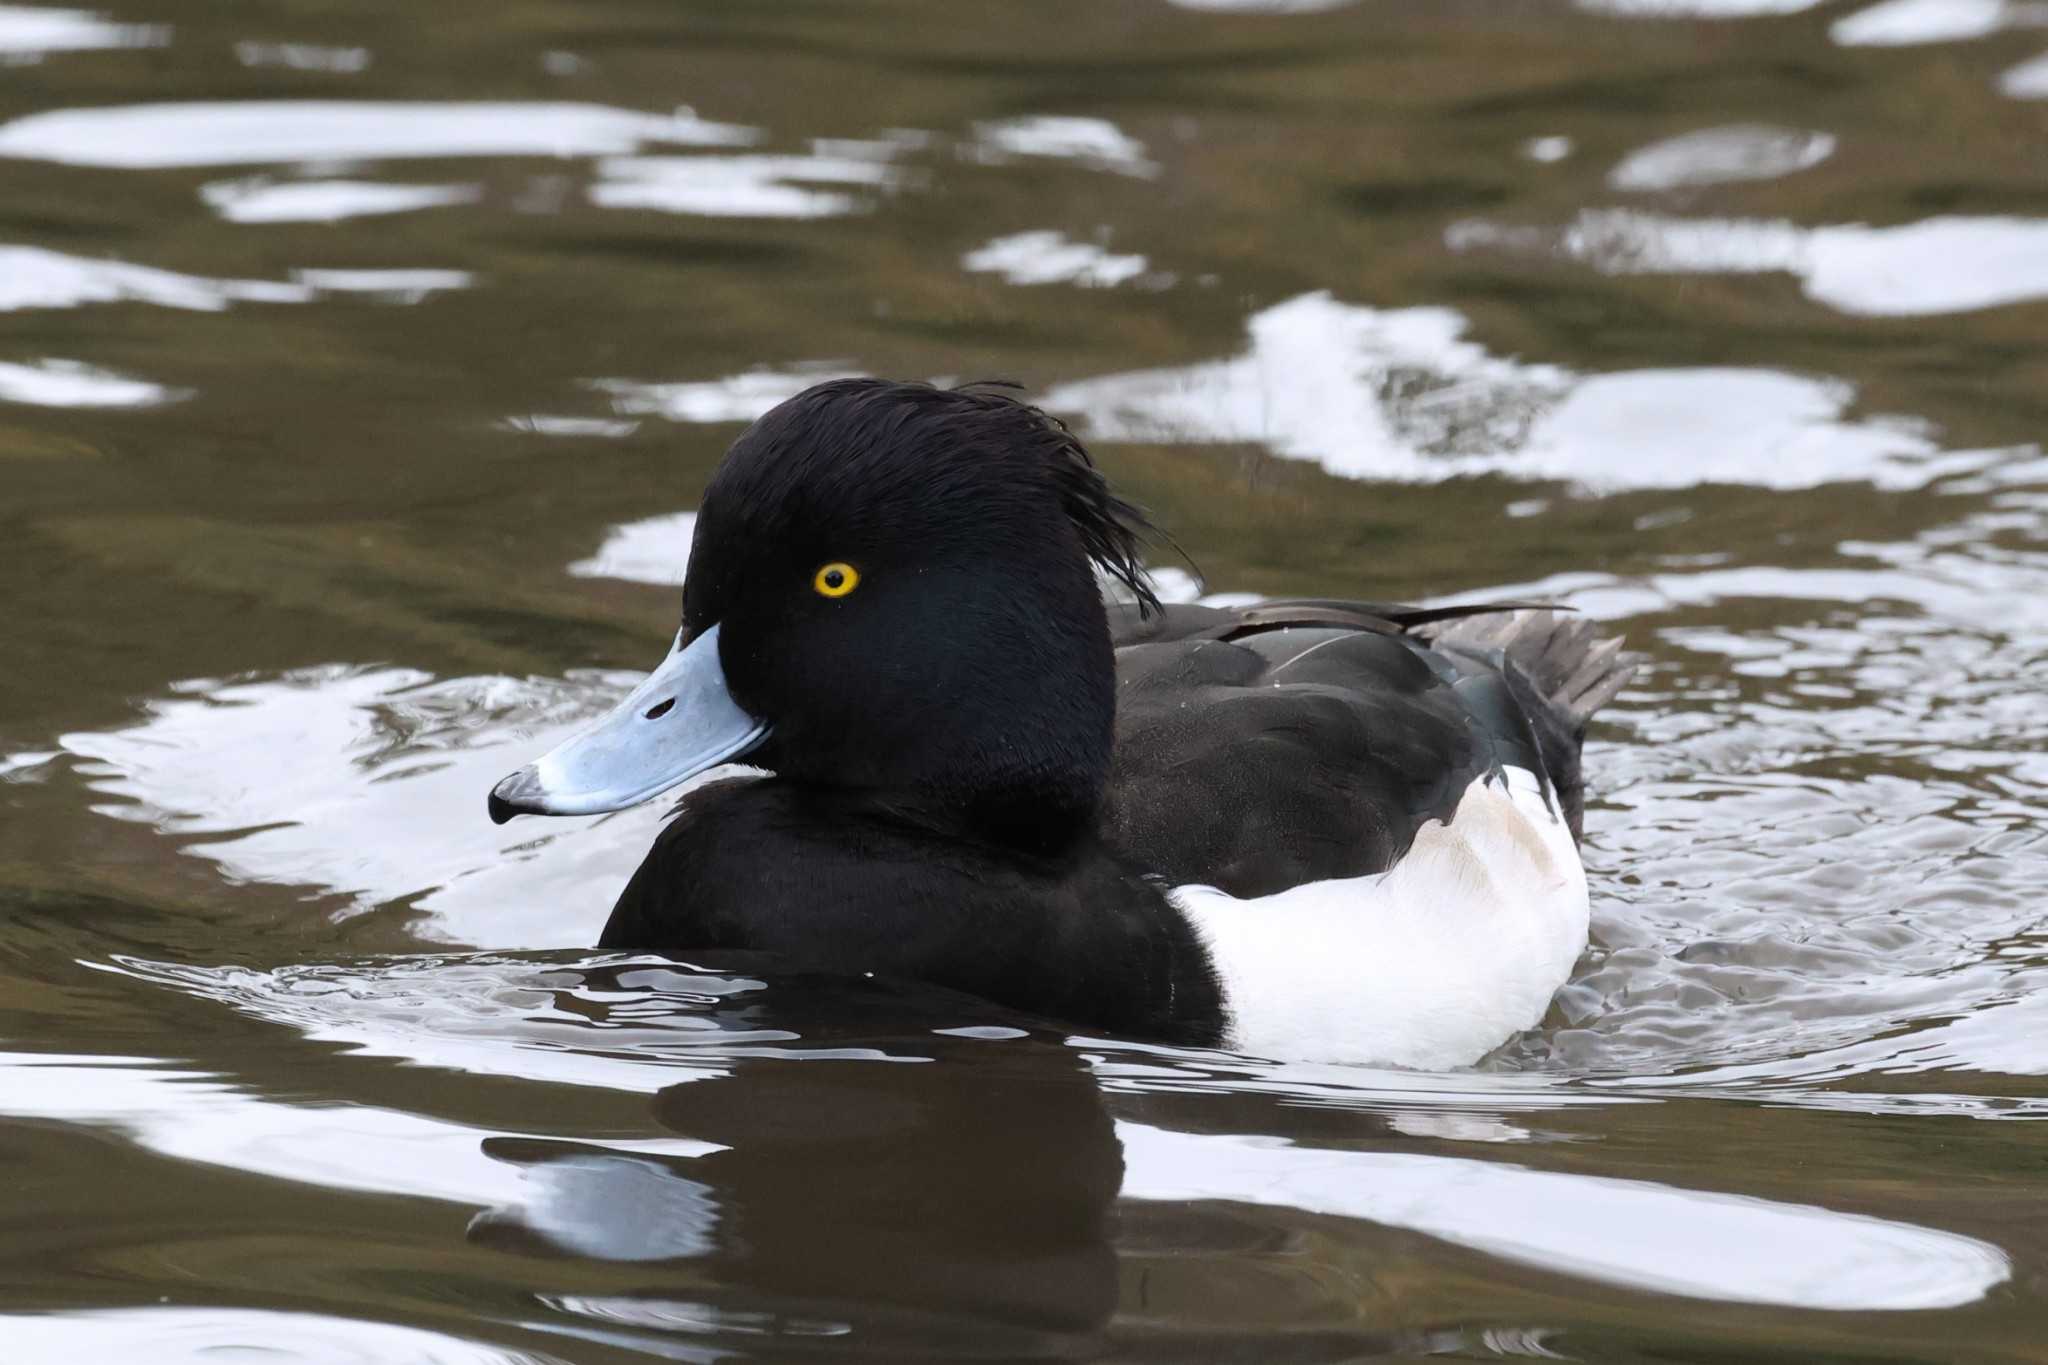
(471, 1014, 1122, 1356)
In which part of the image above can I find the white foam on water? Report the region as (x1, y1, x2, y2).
(1831, 0, 2048, 46)
(498, 414, 640, 439)
(0, 1047, 2006, 1313)
(1603, 994, 2048, 1093)
(0, 3, 164, 55)
(1040, 291, 1960, 491)
(100, 954, 772, 1094)
(290, 267, 474, 301)
(1578, 0, 1824, 15)
(0, 1046, 719, 1208)
(590, 363, 863, 424)
(1451, 209, 2048, 317)
(0, 100, 758, 168)
(1608, 124, 1835, 190)
(1165, 0, 1357, 10)
(0, 750, 56, 778)
(2, 104, 906, 222)
(969, 115, 1157, 178)
(1117, 1122, 2009, 1310)
(200, 176, 479, 223)
(0, 358, 187, 407)
(0, 1306, 560, 1365)
(0, 246, 472, 311)
(590, 146, 904, 218)
(962, 230, 1150, 287)
(0, 245, 307, 311)
(57, 666, 694, 947)
(232, 39, 372, 71)
(2001, 48, 2048, 96)
(568, 511, 697, 586)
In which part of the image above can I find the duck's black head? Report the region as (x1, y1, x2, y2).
(490, 378, 1160, 847)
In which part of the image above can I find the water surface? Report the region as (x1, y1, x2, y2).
(3, 0, 2046, 1359)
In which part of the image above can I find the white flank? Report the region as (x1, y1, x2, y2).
(1175, 765, 1588, 1069)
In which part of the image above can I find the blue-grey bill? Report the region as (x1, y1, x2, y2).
(488, 623, 767, 824)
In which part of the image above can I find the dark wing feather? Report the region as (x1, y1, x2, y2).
(1104, 597, 1631, 896)
(1109, 597, 1553, 646)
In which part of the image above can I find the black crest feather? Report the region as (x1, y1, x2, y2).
(948, 381, 1164, 618)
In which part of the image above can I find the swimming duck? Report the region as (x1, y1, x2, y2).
(489, 379, 1633, 1068)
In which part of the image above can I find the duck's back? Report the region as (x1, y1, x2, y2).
(1104, 600, 1634, 1067)
(1106, 599, 1628, 892)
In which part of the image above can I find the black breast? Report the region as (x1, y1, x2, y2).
(600, 780, 1226, 1046)
(1102, 602, 1550, 898)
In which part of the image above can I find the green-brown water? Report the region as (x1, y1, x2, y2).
(3, 1, 2047, 1359)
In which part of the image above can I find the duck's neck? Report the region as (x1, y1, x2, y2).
(914, 610, 1117, 855)
(773, 582, 1120, 857)
(866, 780, 1097, 860)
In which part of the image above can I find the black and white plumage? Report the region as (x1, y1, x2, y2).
(489, 379, 1634, 1067)
(1106, 601, 1628, 1064)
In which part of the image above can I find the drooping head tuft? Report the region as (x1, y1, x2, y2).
(947, 381, 1163, 618)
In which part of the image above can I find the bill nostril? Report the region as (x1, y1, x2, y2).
(644, 697, 676, 720)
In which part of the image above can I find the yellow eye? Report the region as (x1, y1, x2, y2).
(812, 561, 860, 598)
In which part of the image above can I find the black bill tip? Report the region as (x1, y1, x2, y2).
(488, 768, 542, 826)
